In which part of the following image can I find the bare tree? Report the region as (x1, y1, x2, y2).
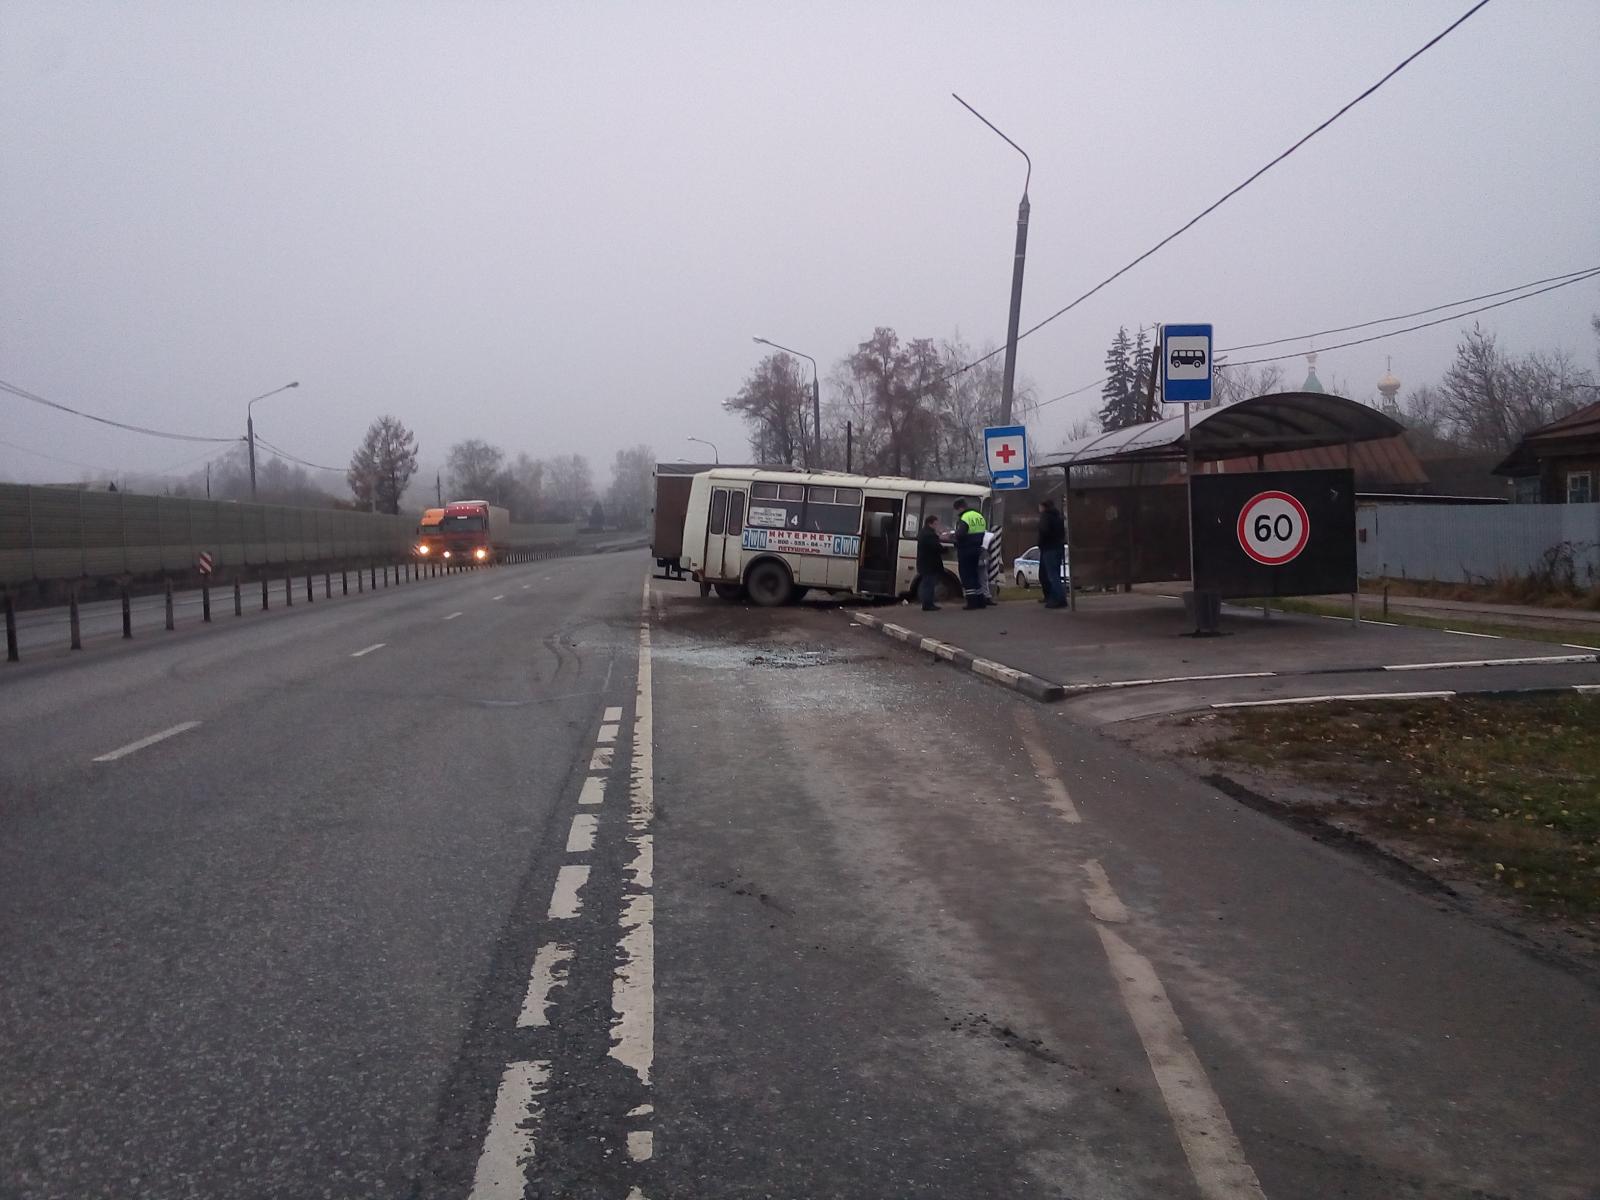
(542, 454, 595, 523)
(605, 444, 656, 530)
(1211, 361, 1285, 407)
(446, 439, 505, 497)
(347, 415, 418, 514)
(1439, 324, 1594, 451)
(724, 354, 809, 466)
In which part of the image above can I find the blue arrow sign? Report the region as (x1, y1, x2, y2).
(984, 425, 1029, 490)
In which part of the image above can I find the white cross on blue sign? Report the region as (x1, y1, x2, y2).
(1162, 323, 1214, 404)
(984, 425, 1029, 490)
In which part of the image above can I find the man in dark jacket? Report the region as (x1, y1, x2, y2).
(1037, 498, 1067, 609)
(916, 515, 945, 610)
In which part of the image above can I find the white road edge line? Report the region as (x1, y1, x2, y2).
(1214, 690, 1454, 709)
(547, 865, 590, 919)
(1017, 709, 1081, 823)
(493, 594, 505, 601)
(444, 611, 464, 621)
(92, 721, 202, 763)
(609, 579, 656, 1089)
(517, 944, 572, 1029)
(1563, 643, 1600, 653)
(469, 1060, 549, 1199)
(1444, 628, 1501, 639)
(1384, 654, 1596, 671)
(1081, 866, 1266, 1200)
(350, 643, 386, 657)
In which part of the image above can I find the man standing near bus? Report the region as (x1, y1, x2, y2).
(916, 514, 945, 610)
(1037, 497, 1067, 609)
(951, 499, 990, 610)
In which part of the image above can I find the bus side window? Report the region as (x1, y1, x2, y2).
(727, 491, 745, 536)
(902, 494, 923, 538)
(709, 489, 728, 535)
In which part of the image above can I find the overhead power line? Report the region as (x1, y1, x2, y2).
(1034, 263, 1600, 410)
(253, 434, 343, 473)
(0, 434, 119, 475)
(941, 0, 1496, 385)
(0, 379, 240, 444)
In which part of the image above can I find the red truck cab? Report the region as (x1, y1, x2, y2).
(437, 500, 510, 564)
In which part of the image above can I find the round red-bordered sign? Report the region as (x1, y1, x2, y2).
(1236, 491, 1310, 566)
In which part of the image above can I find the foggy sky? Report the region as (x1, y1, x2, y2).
(4, 1, 1598, 490)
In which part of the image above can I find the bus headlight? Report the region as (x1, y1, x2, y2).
(474, 548, 488, 560)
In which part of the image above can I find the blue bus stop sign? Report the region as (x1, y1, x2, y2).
(1162, 323, 1213, 404)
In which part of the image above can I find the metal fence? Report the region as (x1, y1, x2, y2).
(0, 484, 575, 587)
(1356, 501, 1600, 586)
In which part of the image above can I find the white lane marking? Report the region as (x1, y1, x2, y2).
(579, 775, 606, 806)
(1563, 643, 1600, 653)
(625, 1190, 648, 1200)
(596, 724, 619, 744)
(547, 865, 590, 919)
(1213, 690, 1454, 709)
(1384, 653, 1596, 671)
(493, 594, 505, 601)
(627, 1130, 653, 1162)
(1094, 923, 1267, 1199)
(92, 721, 202, 763)
(609, 597, 655, 1087)
(566, 813, 598, 853)
(628, 1104, 654, 1117)
(1081, 860, 1129, 923)
(590, 746, 614, 771)
(517, 944, 572, 1029)
(1574, 683, 1600, 694)
(1065, 671, 1275, 693)
(1362, 619, 1401, 626)
(469, 1060, 549, 1199)
(350, 643, 386, 657)
(444, 611, 464, 621)
(1445, 628, 1500, 639)
(1017, 709, 1081, 823)
(604, 705, 623, 721)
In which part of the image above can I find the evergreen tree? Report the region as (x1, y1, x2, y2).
(1097, 327, 1141, 430)
(1130, 328, 1152, 420)
(347, 415, 419, 514)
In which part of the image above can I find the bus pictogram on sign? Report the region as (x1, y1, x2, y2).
(1236, 491, 1310, 566)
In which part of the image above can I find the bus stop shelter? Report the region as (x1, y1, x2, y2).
(1032, 392, 1405, 609)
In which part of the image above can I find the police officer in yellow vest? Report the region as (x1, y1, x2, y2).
(951, 499, 991, 610)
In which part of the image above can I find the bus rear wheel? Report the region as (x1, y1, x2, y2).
(745, 560, 794, 607)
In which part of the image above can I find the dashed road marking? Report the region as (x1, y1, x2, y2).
(92, 721, 202, 763)
(1384, 653, 1596, 671)
(469, 1060, 549, 1199)
(517, 944, 572, 1029)
(604, 706, 623, 721)
(547, 865, 590, 919)
(350, 643, 386, 657)
(627, 1130, 653, 1162)
(493, 594, 505, 601)
(566, 813, 598, 854)
(1445, 628, 1500, 639)
(590, 746, 614, 771)
(1214, 690, 1454, 709)
(596, 724, 619, 743)
(578, 776, 605, 806)
(1080, 865, 1266, 1200)
(444, 611, 464, 621)
(1017, 709, 1081, 823)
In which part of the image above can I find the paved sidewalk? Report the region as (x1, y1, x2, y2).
(849, 592, 1600, 717)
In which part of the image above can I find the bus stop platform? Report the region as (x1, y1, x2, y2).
(847, 592, 1600, 721)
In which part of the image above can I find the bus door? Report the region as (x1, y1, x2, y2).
(703, 486, 748, 581)
(857, 496, 903, 596)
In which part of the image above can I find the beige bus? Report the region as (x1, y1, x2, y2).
(683, 468, 991, 606)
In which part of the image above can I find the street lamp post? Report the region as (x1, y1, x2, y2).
(245, 381, 301, 499)
(752, 337, 820, 469)
(953, 94, 1030, 428)
(687, 436, 719, 465)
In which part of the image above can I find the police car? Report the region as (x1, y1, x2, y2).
(1011, 545, 1070, 590)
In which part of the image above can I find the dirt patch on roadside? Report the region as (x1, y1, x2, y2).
(1111, 695, 1600, 955)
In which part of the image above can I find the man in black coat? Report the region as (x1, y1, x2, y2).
(916, 515, 946, 610)
(1038, 498, 1067, 609)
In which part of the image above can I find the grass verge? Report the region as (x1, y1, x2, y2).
(1200, 694, 1600, 921)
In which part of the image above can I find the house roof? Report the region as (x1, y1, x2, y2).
(1492, 399, 1600, 476)
(1036, 391, 1406, 469)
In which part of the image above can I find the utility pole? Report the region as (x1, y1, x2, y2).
(244, 381, 299, 500)
(206, 462, 211, 499)
(436, 471, 442, 506)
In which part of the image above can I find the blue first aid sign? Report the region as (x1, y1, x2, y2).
(1162, 323, 1213, 404)
(984, 425, 1029, 490)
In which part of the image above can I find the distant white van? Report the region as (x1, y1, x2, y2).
(684, 468, 991, 606)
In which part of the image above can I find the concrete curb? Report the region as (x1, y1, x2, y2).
(850, 611, 1067, 703)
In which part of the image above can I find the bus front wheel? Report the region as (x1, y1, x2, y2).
(745, 560, 794, 607)
(713, 583, 744, 601)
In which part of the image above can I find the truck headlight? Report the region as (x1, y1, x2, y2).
(443, 550, 452, 559)
(417, 544, 430, 555)
(474, 548, 487, 560)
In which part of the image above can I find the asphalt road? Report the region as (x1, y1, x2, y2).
(3, 553, 1597, 1198)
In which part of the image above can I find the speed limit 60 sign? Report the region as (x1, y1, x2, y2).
(1237, 491, 1310, 565)
(1190, 469, 1356, 599)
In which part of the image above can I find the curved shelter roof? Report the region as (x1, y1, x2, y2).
(1035, 392, 1406, 469)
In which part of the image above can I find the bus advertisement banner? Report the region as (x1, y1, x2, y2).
(742, 528, 862, 558)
